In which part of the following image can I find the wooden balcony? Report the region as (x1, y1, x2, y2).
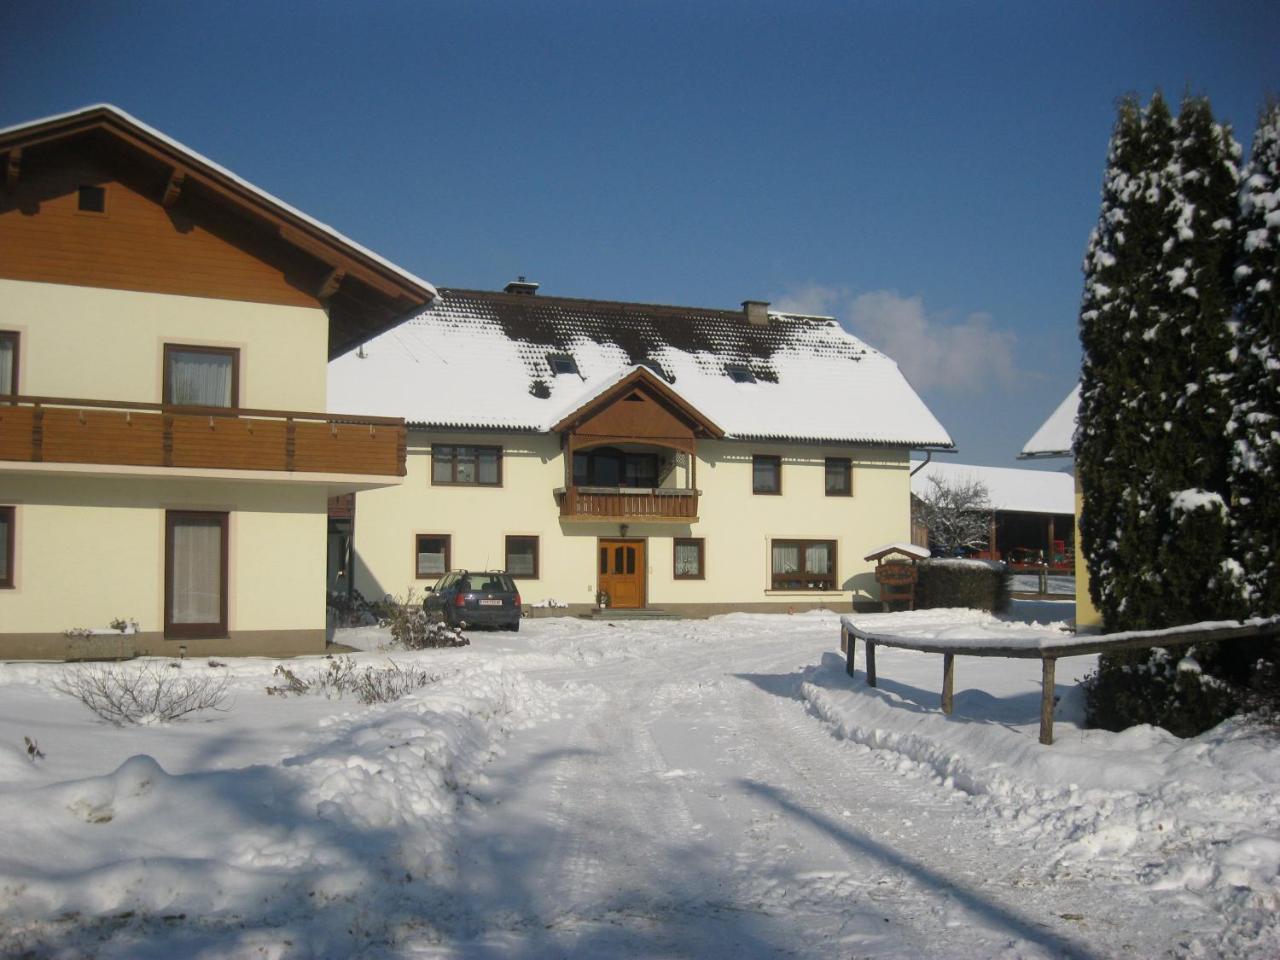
(557, 485, 699, 522)
(0, 395, 406, 478)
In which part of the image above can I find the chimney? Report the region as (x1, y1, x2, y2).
(504, 276, 539, 295)
(743, 300, 770, 326)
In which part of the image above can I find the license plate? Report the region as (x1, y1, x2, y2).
(478, 598, 503, 607)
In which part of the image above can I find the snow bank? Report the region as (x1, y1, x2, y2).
(0, 662, 554, 956)
(811, 610, 1280, 957)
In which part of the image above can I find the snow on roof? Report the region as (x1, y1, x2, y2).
(1020, 385, 1079, 458)
(910, 459, 1073, 515)
(328, 288, 955, 447)
(864, 542, 931, 561)
(0, 104, 435, 298)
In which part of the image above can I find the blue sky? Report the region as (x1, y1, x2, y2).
(4, 2, 1276, 466)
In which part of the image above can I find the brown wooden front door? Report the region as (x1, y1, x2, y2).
(598, 539, 646, 609)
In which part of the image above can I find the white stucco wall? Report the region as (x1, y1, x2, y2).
(349, 430, 911, 609)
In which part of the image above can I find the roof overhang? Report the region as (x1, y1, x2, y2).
(0, 104, 435, 357)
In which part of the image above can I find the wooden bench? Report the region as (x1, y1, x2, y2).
(839, 616, 1280, 745)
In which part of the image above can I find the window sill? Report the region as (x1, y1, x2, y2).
(764, 590, 844, 597)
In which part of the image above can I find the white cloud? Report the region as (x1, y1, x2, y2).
(774, 284, 1023, 393)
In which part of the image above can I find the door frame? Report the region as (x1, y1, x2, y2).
(596, 536, 648, 609)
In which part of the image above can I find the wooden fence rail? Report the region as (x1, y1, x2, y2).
(839, 616, 1280, 745)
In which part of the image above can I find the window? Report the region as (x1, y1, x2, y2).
(164, 345, 239, 407)
(752, 455, 781, 495)
(0, 331, 17, 396)
(0, 506, 13, 588)
(673, 538, 704, 580)
(771, 539, 837, 591)
(725, 364, 756, 384)
(505, 535, 539, 578)
(415, 534, 451, 579)
(165, 511, 228, 638)
(573, 448, 658, 488)
(77, 185, 106, 213)
(825, 457, 852, 496)
(432, 445, 502, 485)
(548, 353, 579, 376)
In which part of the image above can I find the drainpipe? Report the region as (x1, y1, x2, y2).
(910, 451, 933, 476)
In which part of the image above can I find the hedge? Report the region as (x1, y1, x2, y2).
(913, 558, 1010, 612)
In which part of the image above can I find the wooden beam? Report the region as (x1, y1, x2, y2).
(1040, 658, 1057, 745)
(865, 640, 877, 686)
(4, 147, 20, 189)
(162, 168, 186, 208)
(318, 266, 346, 301)
(941, 653, 955, 714)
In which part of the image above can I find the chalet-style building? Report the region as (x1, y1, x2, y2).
(1020, 385, 1100, 628)
(0, 105, 432, 658)
(328, 283, 954, 615)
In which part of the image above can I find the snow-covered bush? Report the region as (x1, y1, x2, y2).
(914, 558, 1009, 612)
(56, 663, 230, 725)
(268, 656, 441, 705)
(380, 591, 470, 649)
(1082, 645, 1241, 738)
(327, 588, 396, 627)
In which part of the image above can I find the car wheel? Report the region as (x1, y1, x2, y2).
(506, 619, 520, 632)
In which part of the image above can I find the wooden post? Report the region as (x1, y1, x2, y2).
(845, 631, 856, 677)
(941, 653, 955, 714)
(840, 623, 849, 655)
(1039, 657, 1057, 745)
(865, 640, 877, 687)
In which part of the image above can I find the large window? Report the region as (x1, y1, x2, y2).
(165, 511, 229, 638)
(164, 344, 239, 407)
(825, 458, 852, 496)
(752, 455, 781, 495)
(573, 447, 658, 488)
(505, 535, 539, 578)
(0, 331, 17, 396)
(0, 506, 14, 589)
(673, 537, 704, 580)
(432, 445, 501, 486)
(771, 539, 837, 591)
(415, 534, 451, 579)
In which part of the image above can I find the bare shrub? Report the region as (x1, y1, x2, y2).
(266, 655, 440, 705)
(379, 590, 469, 649)
(56, 663, 230, 725)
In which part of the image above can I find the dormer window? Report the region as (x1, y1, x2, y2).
(725, 364, 756, 384)
(548, 353, 579, 376)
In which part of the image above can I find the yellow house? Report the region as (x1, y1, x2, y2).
(1019, 385, 1102, 629)
(0, 105, 434, 658)
(328, 284, 955, 616)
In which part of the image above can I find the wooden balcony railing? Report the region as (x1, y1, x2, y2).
(0, 395, 406, 478)
(558, 485, 699, 521)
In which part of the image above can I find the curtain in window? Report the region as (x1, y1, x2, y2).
(506, 540, 535, 575)
(0, 337, 14, 394)
(805, 543, 832, 574)
(477, 449, 499, 484)
(432, 448, 454, 483)
(169, 350, 233, 406)
(170, 517, 223, 624)
(772, 542, 800, 574)
(417, 539, 446, 575)
(675, 542, 701, 576)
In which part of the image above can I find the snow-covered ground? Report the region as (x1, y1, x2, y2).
(0, 604, 1276, 958)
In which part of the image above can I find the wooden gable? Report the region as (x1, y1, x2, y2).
(553, 368, 724, 453)
(0, 107, 434, 357)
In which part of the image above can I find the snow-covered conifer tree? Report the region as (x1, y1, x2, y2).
(1230, 101, 1280, 616)
(1077, 94, 1176, 630)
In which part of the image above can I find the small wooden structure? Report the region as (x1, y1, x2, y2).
(864, 543, 929, 611)
(839, 616, 1280, 745)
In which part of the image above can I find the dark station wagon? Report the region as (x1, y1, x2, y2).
(423, 571, 522, 631)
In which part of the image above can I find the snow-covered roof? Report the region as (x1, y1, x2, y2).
(0, 104, 436, 298)
(328, 288, 955, 447)
(864, 542, 931, 561)
(910, 459, 1073, 515)
(1020, 385, 1079, 458)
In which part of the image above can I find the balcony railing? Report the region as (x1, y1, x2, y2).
(0, 395, 406, 478)
(557, 485, 699, 522)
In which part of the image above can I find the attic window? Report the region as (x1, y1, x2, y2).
(77, 185, 106, 213)
(725, 364, 756, 384)
(547, 353, 579, 376)
(624, 392, 645, 403)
